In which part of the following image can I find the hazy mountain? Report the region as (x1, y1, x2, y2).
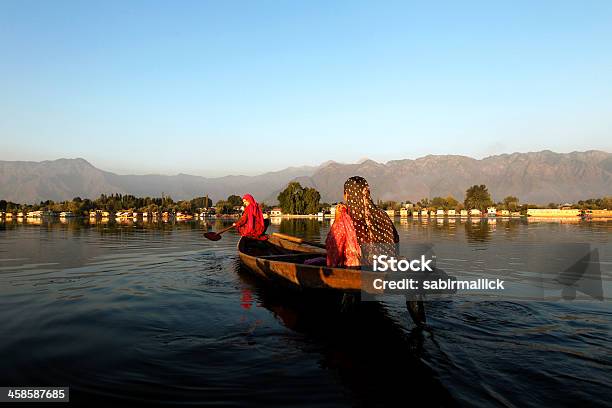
(298, 150, 612, 204)
(0, 159, 319, 204)
(0, 158, 123, 204)
(1, 150, 610, 205)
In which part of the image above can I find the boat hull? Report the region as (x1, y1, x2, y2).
(238, 236, 380, 292)
(238, 235, 428, 326)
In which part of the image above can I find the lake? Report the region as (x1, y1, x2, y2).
(0, 217, 610, 406)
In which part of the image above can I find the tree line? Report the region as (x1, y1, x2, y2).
(0, 194, 214, 216)
(0, 192, 271, 216)
(379, 185, 611, 213)
(1, 183, 610, 216)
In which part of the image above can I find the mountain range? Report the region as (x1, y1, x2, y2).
(1, 150, 610, 205)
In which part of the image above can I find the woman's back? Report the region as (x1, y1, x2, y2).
(343, 176, 399, 262)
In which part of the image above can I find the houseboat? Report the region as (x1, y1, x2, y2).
(90, 209, 109, 218)
(199, 207, 216, 217)
(527, 209, 580, 218)
(580, 209, 612, 219)
(590, 209, 612, 218)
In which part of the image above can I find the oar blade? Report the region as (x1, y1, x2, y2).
(407, 300, 427, 327)
(204, 232, 222, 241)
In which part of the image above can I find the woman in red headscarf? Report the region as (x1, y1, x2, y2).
(303, 203, 361, 267)
(233, 194, 267, 240)
(326, 203, 361, 267)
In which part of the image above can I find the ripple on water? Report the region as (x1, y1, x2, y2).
(0, 219, 610, 406)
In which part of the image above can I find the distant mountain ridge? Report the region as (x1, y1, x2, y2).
(0, 158, 320, 204)
(297, 150, 612, 204)
(0, 150, 610, 204)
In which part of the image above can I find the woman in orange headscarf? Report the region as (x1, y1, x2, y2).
(233, 194, 267, 240)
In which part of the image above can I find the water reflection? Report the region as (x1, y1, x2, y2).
(0, 217, 610, 407)
(464, 219, 492, 243)
(527, 217, 583, 224)
(236, 267, 455, 407)
(278, 219, 321, 241)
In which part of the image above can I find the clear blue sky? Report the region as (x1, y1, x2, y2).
(1, 0, 611, 176)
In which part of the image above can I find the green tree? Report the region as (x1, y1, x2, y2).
(190, 196, 213, 210)
(445, 195, 459, 210)
(464, 184, 493, 211)
(379, 200, 400, 210)
(503, 196, 520, 211)
(277, 182, 321, 215)
(177, 200, 193, 213)
(430, 197, 446, 209)
(215, 200, 233, 214)
(429, 196, 458, 210)
(417, 198, 431, 208)
(227, 195, 243, 208)
(303, 187, 321, 214)
(278, 182, 304, 214)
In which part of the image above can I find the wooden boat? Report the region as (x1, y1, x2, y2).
(239, 234, 371, 292)
(238, 233, 427, 325)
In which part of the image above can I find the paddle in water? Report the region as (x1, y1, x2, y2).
(204, 224, 235, 241)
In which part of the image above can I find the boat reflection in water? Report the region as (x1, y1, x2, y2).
(235, 265, 455, 407)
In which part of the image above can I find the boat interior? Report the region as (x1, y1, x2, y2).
(242, 237, 326, 264)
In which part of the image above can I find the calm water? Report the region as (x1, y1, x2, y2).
(0, 218, 610, 406)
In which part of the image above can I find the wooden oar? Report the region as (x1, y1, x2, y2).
(406, 299, 426, 327)
(272, 232, 326, 250)
(204, 224, 235, 241)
